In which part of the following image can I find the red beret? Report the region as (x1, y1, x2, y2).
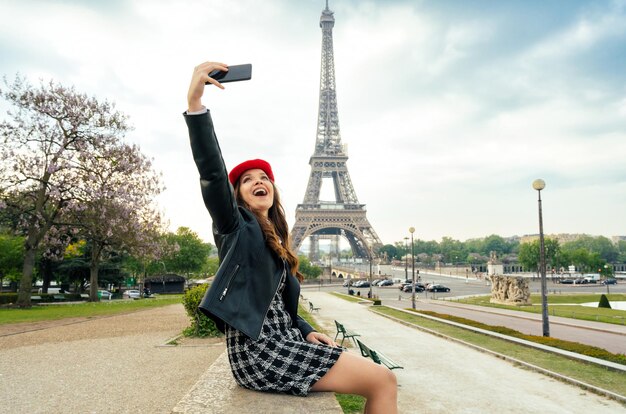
(228, 159, 275, 186)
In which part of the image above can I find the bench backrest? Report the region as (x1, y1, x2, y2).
(357, 339, 385, 365)
(334, 320, 346, 334)
(356, 339, 371, 359)
(368, 349, 383, 365)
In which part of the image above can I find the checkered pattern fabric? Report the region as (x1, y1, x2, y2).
(225, 273, 342, 396)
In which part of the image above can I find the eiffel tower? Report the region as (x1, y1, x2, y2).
(291, 1, 382, 261)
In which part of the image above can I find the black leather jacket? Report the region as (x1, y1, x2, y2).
(184, 110, 315, 341)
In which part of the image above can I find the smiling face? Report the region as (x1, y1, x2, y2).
(236, 168, 275, 217)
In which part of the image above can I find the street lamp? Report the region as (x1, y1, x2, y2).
(604, 264, 610, 294)
(404, 237, 409, 280)
(369, 250, 373, 300)
(533, 179, 550, 337)
(409, 227, 416, 310)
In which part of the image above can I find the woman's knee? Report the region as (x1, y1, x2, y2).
(375, 364, 397, 392)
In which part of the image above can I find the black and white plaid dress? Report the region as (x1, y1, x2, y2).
(225, 271, 343, 396)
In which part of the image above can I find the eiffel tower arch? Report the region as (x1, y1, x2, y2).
(291, 2, 382, 262)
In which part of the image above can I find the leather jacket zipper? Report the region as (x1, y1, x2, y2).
(219, 264, 240, 301)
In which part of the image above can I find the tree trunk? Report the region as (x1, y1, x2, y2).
(41, 258, 52, 293)
(89, 243, 103, 302)
(17, 247, 37, 307)
(89, 264, 99, 302)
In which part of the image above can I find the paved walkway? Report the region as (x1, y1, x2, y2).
(305, 291, 626, 414)
(0, 305, 225, 414)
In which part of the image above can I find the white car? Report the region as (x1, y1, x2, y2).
(123, 289, 141, 299)
(98, 290, 113, 300)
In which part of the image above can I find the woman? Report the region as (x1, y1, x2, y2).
(185, 61, 397, 413)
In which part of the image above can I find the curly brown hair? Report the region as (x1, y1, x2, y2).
(234, 181, 303, 282)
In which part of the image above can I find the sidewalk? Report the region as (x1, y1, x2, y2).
(305, 291, 626, 414)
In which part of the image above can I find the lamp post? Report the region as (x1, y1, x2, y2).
(604, 264, 610, 294)
(409, 227, 416, 309)
(369, 250, 373, 299)
(533, 179, 550, 337)
(404, 237, 409, 281)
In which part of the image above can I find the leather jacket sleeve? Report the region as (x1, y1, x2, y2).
(296, 315, 315, 339)
(184, 111, 239, 235)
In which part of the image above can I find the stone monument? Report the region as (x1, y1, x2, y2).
(487, 251, 504, 276)
(489, 275, 531, 306)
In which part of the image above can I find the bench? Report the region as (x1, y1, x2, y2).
(356, 339, 403, 370)
(308, 301, 320, 313)
(53, 294, 65, 301)
(30, 295, 42, 301)
(80, 293, 89, 299)
(334, 320, 361, 346)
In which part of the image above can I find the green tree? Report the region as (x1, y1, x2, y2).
(517, 238, 560, 273)
(483, 235, 510, 256)
(200, 257, 220, 278)
(298, 255, 322, 279)
(160, 227, 212, 277)
(617, 240, 626, 262)
(0, 232, 24, 288)
(378, 244, 398, 261)
(438, 237, 466, 263)
(562, 235, 618, 262)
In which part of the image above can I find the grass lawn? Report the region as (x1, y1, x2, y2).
(329, 291, 373, 304)
(373, 306, 626, 398)
(0, 295, 183, 325)
(456, 293, 626, 325)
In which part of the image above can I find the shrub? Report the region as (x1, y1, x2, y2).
(0, 293, 18, 305)
(181, 284, 222, 337)
(598, 294, 612, 309)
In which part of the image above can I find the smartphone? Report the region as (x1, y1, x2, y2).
(206, 64, 252, 84)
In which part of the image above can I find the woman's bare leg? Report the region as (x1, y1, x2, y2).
(311, 351, 397, 414)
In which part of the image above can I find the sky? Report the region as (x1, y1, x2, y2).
(1, 0, 625, 249)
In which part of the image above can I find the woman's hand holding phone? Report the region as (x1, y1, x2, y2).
(187, 61, 228, 112)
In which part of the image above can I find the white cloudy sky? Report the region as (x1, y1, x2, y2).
(1, 0, 625, 247)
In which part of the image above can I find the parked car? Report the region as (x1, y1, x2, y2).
(123, 289, 141, 299)
(602, 278, 617, 285)
(398, 281, 414, 290)
(378, 280, 394, 287)
(558, 279, 574, 284)
(98, 290, 113, 300)
(426, 284, 450, 292)
(573, 278, 588, 284)
(402, 284, 424, 293)
(342, 280, 353, 287)
(357, 281, 371, 288)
